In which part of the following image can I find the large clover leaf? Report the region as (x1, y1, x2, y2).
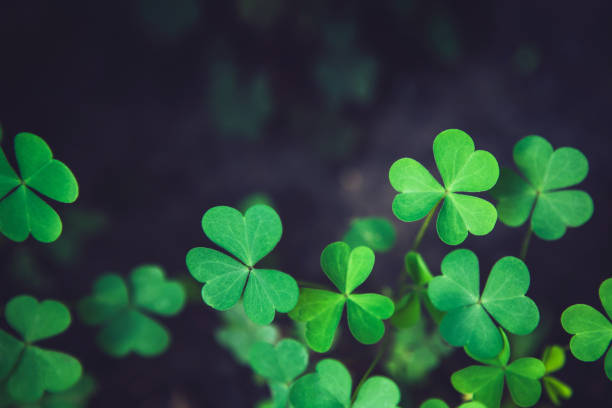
(490, 135, 593, 240)
(78, 265, 185, 357)
(0, 295, 82, 403)
(186, 204, 299, 325)
(289, 359, 401, 408)
(541, 345, 572, 405)
(389, 129, 499, 245)
(420, 399, 486, 408)
(428, 249, 539, 359)
(451, 331, 545, 408)
(0, 133, 79, 242)
(561, 277, 612, 381)
(289, 242, 394, 352)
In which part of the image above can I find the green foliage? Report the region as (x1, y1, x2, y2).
(215, 304, 279, 365)
(186, 204, 298, 325)
(78, 265, 186, 357)
(289, 242, 394, 352)
(0, 133, 78, 243)
(392, 251, 443, 328)
(389, 129, 499, 245)
(420, 399, 486, 408)
(428, 249, 539, 359)
(343, 217, 396, 252)
(0, 374, 96, 408)
(491, 135, 593, 240)
(451, 331, 546, 408)
(541, 345, 572, 405)
(561, 277, 612, 381)
(0, 296, 82, 403)
(289, 359, 401, 408)
(208, 61, 273, 140)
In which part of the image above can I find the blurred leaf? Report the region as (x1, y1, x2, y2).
(136, 0, 200, 43)
(248, 339, 308, 383)
(237, 0, 283, 29)
(343, 217, 396, 252)
(513, 45, 541, 75)
(428, 12, 461, 63)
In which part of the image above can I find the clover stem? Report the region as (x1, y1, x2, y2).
(411, 199, 441, 251)
(351, 326, 390, 403)
(520, 225, 533, 261)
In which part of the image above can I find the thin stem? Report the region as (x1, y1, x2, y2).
(520, 225, 533, 261)
(411, 199, 442, 252)
(351, 328, 390, 403)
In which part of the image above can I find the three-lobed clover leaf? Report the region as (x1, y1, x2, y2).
(0, 133, 78, 242)
(342, 217, 396, 253)
(186, 204, 299, 325)
(289, 359, 401, 408)
(389, 129, 499, 245)
(249, 339, 309, 408)
(0, 295, 82, 402)
(391, 251, 444, 328)
(541, 345, 572, 405)
(420, 398, 486, 408)
(78, 265, 186, 357)
(289, 242, 394, 353)
(561, 277, 612, 381)
(428, 249, 540, 359)
(490, 135, 593, 240)
(451, 330, 546, 408)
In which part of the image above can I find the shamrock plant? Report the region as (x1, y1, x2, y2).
(289, 241, 394, 352)
(491, 135, 593, 241)
(186, 204, 299, 325)
(451, 330, 546, 408)
(0, 132, 78, 242)
(420, 399, 486, 408)
(289, 359, 401, 408)
(78, 265, 186, 357)
(428, 249, 539, 359)
(561, 277, 612, 381)
(0, 295, 82, 402)
(389, 129, 499, 245)
(541, 345, 572, 405)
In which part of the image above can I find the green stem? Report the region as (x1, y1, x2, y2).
(411, 199, 442, 252)
(520, 225, 533, 261)
(351, 328, 390, 403)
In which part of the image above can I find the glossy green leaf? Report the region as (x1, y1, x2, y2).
(0, 149, 19, 198)
(248, 338, 308, 383)
(78, 266, 185, 357)
(290, 242, 393, 352)
(491, 135, 592, 240)
(352, 376, 400, 408)
(429, 249, 539, 359)
(187, 205, 298, 324)
(343, 217, 396, 252)
(390, 130, 499, 245)
(6, 296, 71, 343)
(505, 358, 545, 406)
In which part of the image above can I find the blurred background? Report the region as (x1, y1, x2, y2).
(0, 0, 611, 406)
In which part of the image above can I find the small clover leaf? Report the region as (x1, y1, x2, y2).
(186, 204, 299, 325)
(0, 133, 79, 242)
(428, 249, 540, 359)
(289, 359, 401, 408)
(541, 345, 572, 405)
(289, 242, 394, 352)
(249, 339, 309, 384)
(451, 332, 545, 408)
(0, 295, 82, 403)
(342, 217, 396, 253)
(490, 135, 593, 240)
(389, 129, 499, 245)
(561, 277, 612, 381)
(420, 399, 486, 408)
(78, 265, 185, 357)
(392, 251, 444, 328)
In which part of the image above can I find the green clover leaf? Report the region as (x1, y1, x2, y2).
(0, 133, 79, 243)
(78, 265, 185, 357)
(289, 242, 394, 352)
(451, 331, 546, 408)
(289, 359, 401, 408)
(561, 277, 612, 381)
(490, 135, 593, 240)
(389, 129, 499, 245)
(186, 204, 299, 325)
(249, 338, 309, 384)
(391, 251, 444, 328)
(420, 399, 486, 408)
(0, 295, 82, 403)
(0, 374, 96, 408)
(541, 345, 572, 405)
(428, 249, 540, 359)
(342, 217, 396, 253)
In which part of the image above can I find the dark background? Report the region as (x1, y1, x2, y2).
(1, 0, 611, 406)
